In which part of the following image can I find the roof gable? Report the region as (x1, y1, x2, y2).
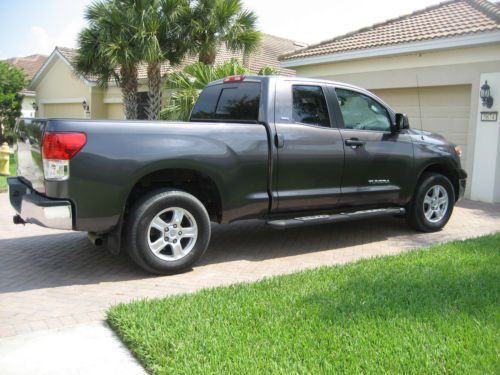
(281, 0, 500, 62)
(28, 48, 95, 90)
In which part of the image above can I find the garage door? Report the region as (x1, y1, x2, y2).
(372, 85, 472, 178)
(42, 103, 85, 118)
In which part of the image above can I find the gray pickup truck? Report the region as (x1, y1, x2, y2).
(8, 75, 466, 274)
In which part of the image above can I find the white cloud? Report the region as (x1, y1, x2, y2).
(29, 20, 85, 55)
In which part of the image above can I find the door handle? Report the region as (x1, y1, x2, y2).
(345, 138, 365, 148)
(275, 133, 285, 148)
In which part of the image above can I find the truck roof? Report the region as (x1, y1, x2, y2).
(207, 75, 375, 96)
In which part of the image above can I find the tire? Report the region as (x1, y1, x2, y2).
(406, 172, 455, 232)
(126, 189, 211, 275)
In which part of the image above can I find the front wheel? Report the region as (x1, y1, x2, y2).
(406, 173, 455, 232)
(126, 189, 211, 274)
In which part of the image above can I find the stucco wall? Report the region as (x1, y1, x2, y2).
(36, 57, 89, 103)
(471, 72, 500, 203)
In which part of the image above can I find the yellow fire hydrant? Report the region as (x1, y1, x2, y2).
(0, 142, 11, 176)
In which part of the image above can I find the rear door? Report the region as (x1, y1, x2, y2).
(273, 80, 344, 212)
(332, 87, 414, 207)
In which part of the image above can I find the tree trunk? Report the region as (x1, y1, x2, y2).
(198, 44, 217, 65)
(120, 65, 138, 120)
(147, 62, 162, 120)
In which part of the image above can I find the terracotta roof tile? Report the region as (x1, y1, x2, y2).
(57, 33, 301, 83)
(4, 54, 48, 80)
(280, 0, 500, 61)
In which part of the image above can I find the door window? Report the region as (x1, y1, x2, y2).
(336, 88, 391, 131)
(292, 85, 330, 127)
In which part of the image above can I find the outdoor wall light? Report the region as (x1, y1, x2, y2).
(82, 99, 90, 112)
(32, 102, 38, 111)
(480, 80, 493, 108)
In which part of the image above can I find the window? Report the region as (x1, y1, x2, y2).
(191, 82, 261, 121)
(335, 88, 391, 131)
(292, 85, 330, 127)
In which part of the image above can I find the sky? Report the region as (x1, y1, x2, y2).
(0, 0, 445, 60)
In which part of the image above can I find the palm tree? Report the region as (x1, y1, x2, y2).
(75, 0, 140, 119)
(128, 0, 191, 120)
(189, 0, 261, 65)
(161, 59, 248, 120)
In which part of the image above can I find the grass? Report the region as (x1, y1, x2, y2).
(0, 153, 16, 192)
(108, 234, 500, 375)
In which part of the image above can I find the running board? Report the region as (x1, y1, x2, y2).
(267, 207, 405, 229)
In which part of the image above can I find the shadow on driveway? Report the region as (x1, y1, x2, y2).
(0, 216, 411, 294)
(0, 200, 498, 294)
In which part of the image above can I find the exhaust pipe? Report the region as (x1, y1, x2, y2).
(87, 232, 105, 247)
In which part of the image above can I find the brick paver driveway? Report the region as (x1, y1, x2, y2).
(1, 192, 499, 337)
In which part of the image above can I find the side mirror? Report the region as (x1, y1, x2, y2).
(394, 113, 410, 132)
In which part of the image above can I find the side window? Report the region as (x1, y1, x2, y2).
(292, 85, 330, 127)
(335, 88, 391, 131)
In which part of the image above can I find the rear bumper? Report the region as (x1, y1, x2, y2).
(8, 177, 73, 230)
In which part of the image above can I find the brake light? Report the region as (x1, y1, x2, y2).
(42, 132, 86, 160)
(223, 75, 245, 83)
(42, 132, 86, 181)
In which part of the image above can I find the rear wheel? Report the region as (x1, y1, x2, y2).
(126, 189, 211, 274)
(406, 173, 455, 232)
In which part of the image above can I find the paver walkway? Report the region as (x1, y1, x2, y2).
(1, 193, 499, 338)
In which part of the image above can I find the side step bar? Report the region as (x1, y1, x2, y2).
(267, 207, 405, 229)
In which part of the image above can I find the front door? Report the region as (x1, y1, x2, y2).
(273, 80, 345, 212)
(332, 87, 414, 207)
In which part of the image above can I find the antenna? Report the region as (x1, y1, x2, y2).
(416, 74, 424, 132)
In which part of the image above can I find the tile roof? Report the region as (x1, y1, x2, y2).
(280, 0, 500, 62)
(4, 54, 48, 80)
(57, 33, 301, 83)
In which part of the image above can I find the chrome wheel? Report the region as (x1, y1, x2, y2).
(423, 185, 448, 223)
(147, 207, 198, 261)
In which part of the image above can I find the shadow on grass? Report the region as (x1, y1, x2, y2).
(305, 248, 499, 321)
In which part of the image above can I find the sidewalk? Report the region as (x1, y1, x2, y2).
(0, 322, 146, 375)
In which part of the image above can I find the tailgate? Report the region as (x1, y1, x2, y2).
(15, 118, 47, 193)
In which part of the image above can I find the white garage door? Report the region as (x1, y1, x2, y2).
(372, 85, 472, 177)
(43, 103, 85, 118)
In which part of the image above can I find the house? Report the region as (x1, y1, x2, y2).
(28, 33, 303, 120)
(279, 0, 500, 203)
(4, 54, 47, 117)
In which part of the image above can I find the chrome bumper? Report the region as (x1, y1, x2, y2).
(8, 177, 73, 230)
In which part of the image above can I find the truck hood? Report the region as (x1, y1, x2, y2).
(407, 128, 451, 146)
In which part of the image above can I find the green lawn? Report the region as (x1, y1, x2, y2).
(0, 153, 16, 192)
(108, 234, 500, 375)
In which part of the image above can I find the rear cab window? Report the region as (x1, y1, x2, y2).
(190, 81, 261, 122)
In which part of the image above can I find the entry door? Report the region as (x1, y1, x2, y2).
(333, 87, 414, 207)
(273, 80, 345, 212)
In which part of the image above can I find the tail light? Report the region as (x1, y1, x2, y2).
(223, 75, 244, 83)
(42, 132, 86, 181)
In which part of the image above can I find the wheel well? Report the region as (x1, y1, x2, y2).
(419, 164, 460, 201)
(126, 169, 222, 222)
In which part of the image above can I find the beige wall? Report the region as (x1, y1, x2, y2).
(90, 87, 107, 119)
(43, 103, 85, 118)
(36, 57, 89, 110)
(106, 103, 125, 120)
